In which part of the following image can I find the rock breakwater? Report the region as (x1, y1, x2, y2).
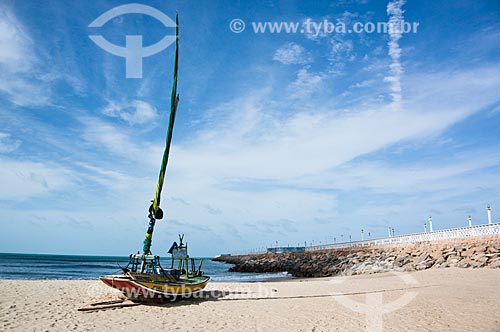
(213, 236, 500, 277)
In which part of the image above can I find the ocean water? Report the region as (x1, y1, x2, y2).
(0, 253, 291, 282)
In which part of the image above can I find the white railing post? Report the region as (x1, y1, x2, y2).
(487, 206, 492, 225)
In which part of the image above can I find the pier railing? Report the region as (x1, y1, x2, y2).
(305, 222, 500, 252)
(228, 222, 500, 256)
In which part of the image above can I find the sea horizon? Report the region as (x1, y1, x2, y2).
(0, 252, 292, 283)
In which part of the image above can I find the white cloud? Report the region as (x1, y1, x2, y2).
(0, 6, 51, 106)
(0, 6, 32, 71)
(287, 69, 323, 99)
(103, 100, 158, 125)
(273, 42, 312, 65)
(80, 117, 163, 171)
(329, 38, 355, 63)
(72, 161, 142, 191)
(0, 76, 50, 106)
(0, 132, 21, 153)
(171, 65, 500, 181)
(81, 117, 142, 157)
(350, 79, 376, 88)
(0, 158, 76, 200)
(384, 0, 406, 110)
(302, 151, 500, 195)
(0, 5, 83, 106)
(325, 35, 356, 75)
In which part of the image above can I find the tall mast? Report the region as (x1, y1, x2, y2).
(143, 12, 180, 255)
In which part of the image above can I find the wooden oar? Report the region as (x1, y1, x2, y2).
(78, 300, 139, 312)
(90, 299, 125, 306)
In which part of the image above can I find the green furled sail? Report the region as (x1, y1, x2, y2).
(143, 12, 179, 254)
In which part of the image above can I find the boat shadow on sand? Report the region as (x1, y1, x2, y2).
(138, 289, 253, 307)
(79, 290, 252, 311)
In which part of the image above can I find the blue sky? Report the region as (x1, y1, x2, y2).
(0, 0, 499, 256)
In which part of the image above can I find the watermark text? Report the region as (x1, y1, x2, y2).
(230, 18, 419, 36)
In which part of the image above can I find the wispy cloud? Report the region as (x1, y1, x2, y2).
(350, 79, 376, 89)
(171, 65, 500, 188)
(0, 5, 86, 107)
(0, 6, 53, 106)
(102, 100, 158, 125)
(0, 132, 21, 153)
(287, 69, 323, 99)
(79, 117, 163, 170)
(0, 6, 32, 71)
(0, 158, 76, 200)
(329, 37, 355, 63)
(385, 0, 406, 110)
(303, 150, 500, 195)
(273, 42, 313, 65)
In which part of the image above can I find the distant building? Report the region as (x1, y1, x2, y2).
(267, 247, 305, 253)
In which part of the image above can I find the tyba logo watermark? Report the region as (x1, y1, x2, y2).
(88, 4, 176, 79)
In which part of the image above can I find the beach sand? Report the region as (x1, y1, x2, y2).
(1, 268, 499, 332)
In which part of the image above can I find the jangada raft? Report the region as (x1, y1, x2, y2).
(100, 235, 209, 298)
(100, 13, 209, 298)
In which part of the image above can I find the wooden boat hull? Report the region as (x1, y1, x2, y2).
(100, 275, 210, 298)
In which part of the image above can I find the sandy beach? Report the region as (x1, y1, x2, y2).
(1, 268, 499, 332)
